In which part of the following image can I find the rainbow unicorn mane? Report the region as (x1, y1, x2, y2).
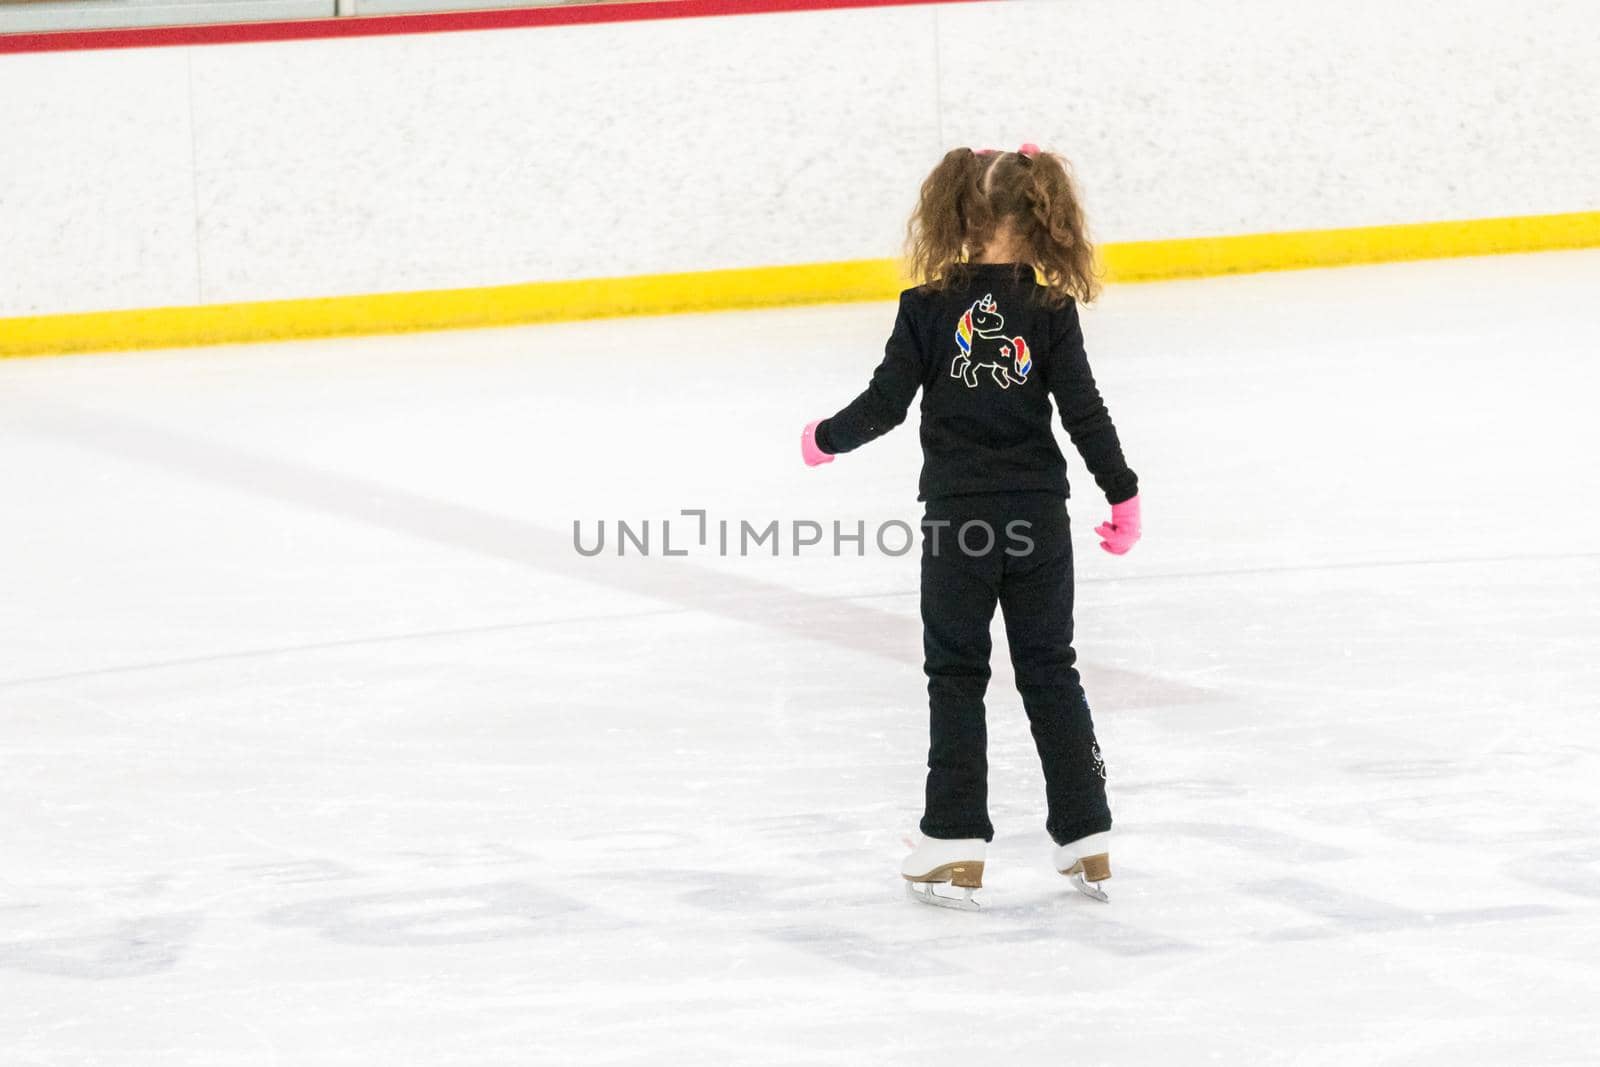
(955, 310, 973, 355)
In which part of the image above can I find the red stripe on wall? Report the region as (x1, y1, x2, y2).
(0, 0, 975, 54)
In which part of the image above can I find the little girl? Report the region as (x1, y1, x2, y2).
(800, 145, 1141, 909)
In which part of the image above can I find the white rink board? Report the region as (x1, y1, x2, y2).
(0, 49, 200, 316)
(4, 0, 1600, 315)
(2, 253, 1599, 1064)
(939, 0, 1600, 240)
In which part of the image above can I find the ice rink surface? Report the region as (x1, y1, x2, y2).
(3, 251, 1599, 1065)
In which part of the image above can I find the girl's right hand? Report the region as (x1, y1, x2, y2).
(1096, 495, 1141, 555)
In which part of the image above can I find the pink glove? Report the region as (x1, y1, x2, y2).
(800, 420, 834, 467)
(1095, 495, 1141, 555)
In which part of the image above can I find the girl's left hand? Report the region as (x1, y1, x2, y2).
(800, 420, 834, 467)
(1096, 495, 1141, 555)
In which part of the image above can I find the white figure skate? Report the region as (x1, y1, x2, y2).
(901, 835, 986, 911)
(1053, 831, 1112, 902)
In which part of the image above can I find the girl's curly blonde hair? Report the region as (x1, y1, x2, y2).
(906, 146, 1099, 307)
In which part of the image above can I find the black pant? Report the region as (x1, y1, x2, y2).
(918, 492, 1111, 845)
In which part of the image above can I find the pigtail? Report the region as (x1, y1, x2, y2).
(1020, 151, 1100, 306)
(906, 147, 993, 293)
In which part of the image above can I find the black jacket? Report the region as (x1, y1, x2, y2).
(815, 263, 1138, 503)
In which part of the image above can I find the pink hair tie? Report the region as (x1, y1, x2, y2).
(1018, 142, 1040, 157)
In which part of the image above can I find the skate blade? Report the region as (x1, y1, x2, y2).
(905, 881, 980, 912)
(1069, 872, 1109, 903)
(1059, 853, 1111, 903)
